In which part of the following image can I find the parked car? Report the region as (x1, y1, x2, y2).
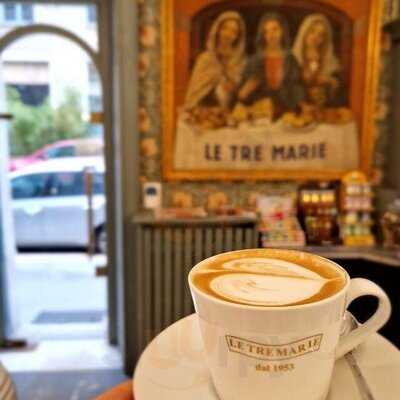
(9, 138, 104, 171)
(10, 157, 106, 252)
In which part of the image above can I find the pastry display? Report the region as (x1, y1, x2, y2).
(231, 98, 274, 124)
(231, 102, 249, 123)
(282, 111, 315, 129)
(257, 195, 305, 248)
(318, 107, 353, 125)
(381, 199, 400, 249)
(298, 183, 339, 245)
(339, 171, 375, 246)
(184, 101, 353, 131)
(250, 98, 274, 120)
(185, 107, 229, 130)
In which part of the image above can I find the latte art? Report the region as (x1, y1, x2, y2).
(191, 250, 346, 307)
(221, 258, 323, 279)
(210, 273, 327, 306)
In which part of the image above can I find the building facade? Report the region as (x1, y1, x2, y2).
(0, 3, 101, 116)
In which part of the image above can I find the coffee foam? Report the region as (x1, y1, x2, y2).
(192, 251, 346, 307)
(221, 258, 323, 279)
(209, 258, 327, 306)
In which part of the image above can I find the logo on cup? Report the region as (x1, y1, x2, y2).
(226, 334, 323, 361)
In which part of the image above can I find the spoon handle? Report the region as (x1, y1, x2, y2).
(345, 351, 375, 400)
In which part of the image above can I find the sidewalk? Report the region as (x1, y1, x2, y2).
(10, 252, 108, 341)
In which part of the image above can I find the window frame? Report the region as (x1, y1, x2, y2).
(11, 172, 53, 200)
(45, 145, 76, 159)
(87, 4, 96, 24)
(4, 3, 17, 22)
(21, 3, 33, 23)
(49, 171, 85, 197)
(2, 2, 34, 24)
(0, 0, 128, 364)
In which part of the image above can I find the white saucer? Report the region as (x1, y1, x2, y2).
(134, 314, 400, 400)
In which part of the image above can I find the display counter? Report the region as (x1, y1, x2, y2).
(125, 214, 400, 373)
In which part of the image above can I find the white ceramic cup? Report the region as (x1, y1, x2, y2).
(188, 249, 391, 400)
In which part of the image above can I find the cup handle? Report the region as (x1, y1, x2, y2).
(335, 278, 392, 360)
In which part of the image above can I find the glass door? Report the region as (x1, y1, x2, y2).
(0, 1, 117, 356)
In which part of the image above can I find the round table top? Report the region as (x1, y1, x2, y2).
(0, 362, 16, 400)
(95, 380, 134, 400)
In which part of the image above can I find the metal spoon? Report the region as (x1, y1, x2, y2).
(342, 312, 375, 400)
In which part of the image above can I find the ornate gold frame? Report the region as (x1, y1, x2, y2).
(162, 0, 383, 181)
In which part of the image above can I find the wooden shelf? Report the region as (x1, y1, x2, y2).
(132, 213, 258, 227)
(131, 214, 400, 267)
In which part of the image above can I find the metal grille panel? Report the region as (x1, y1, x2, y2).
(129, 217, 259, 360)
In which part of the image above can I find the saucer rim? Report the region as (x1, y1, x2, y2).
(133, 313, 400, 399)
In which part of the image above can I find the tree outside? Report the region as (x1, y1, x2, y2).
(7, 87, 89, 156)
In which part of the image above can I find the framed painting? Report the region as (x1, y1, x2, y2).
(162, 0, 383, 181)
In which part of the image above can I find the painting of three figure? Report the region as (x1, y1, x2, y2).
(162, 0, 382, 180)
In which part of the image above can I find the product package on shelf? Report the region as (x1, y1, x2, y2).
(212, 205, 258, 218)
(257, 195, 305, 248)
(298, 183, 339, 245)
(154, 207, 207, 220)
(382, 199, 400, 249)
(339, 171, 375, 247)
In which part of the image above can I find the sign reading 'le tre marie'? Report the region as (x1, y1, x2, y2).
(226, 334, 323, 361)
(162, 0, 382, 180)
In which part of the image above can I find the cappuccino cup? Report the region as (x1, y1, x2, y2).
(188, 249, 391, 400)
